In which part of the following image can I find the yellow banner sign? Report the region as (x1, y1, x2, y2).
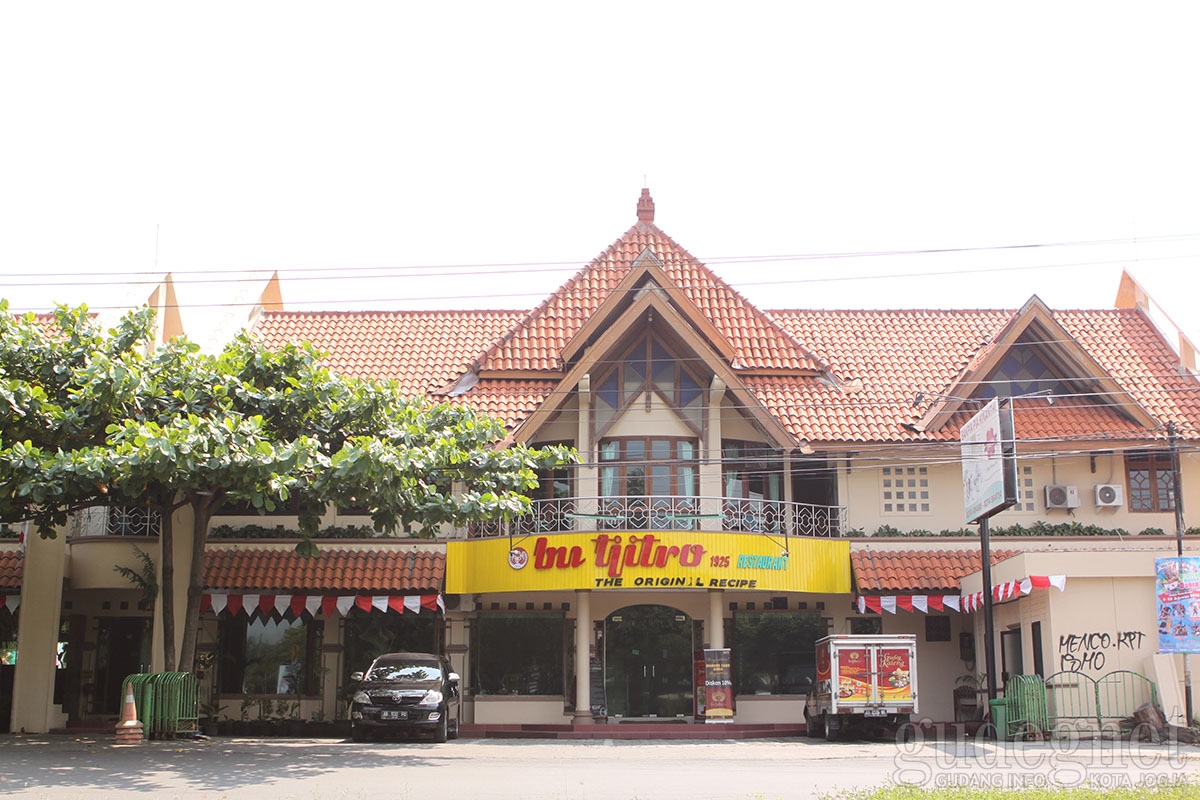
(447, 532, 850, 594)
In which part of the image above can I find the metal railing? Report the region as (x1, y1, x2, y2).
(72, 505, 163, 537)
(1043, 669, 1158, 734)
(468, 495, 847, 539)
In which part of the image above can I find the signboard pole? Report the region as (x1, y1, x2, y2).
(979, 516, 999, 706)
(961, 397, 1017, 723)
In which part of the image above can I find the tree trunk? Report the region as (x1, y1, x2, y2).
(178, 490, 222, 674)
(158, 494, 177, 672)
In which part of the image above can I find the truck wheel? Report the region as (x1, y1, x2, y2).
(805, 710, 821, 739)
(824, 715, 838, 743)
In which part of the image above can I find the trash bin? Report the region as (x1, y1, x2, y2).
(988, 698, 1009, 741)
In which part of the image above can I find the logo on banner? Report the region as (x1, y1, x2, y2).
(508, 547, 529, 570)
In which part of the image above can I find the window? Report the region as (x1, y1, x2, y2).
(1016, 465, 1036, 512)
(593, 336, 705, 434)
(599, 438, 698, 529)
(218, 614, 322, 695)
(980, 331, 1062, 398)
(722, 441, 782, 533)
(1127, 452, 1176, 513)
(733, 612, 826, 695)
(925, 616, 952, 642)
(471, 614, 565, 696)
(850, 617, 882, 635)
(342, 610, 437, 688)
(880, 466, 931, 515)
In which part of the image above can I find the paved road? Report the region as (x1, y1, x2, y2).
(1, 734, 1199, 799)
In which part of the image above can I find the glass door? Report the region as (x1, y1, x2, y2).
(604, 605, 693, 718)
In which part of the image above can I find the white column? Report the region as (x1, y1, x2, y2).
(576, 375, 597, 529)
(573, 590, 593, 724)
(11, 526, 67, 733)
(700, 376, 726, 531)
(708, 589, 725, 650)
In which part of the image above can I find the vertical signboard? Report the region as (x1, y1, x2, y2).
(703, 648, 734, 722)
(961, 397, 1017, 523)
(1156, 557, 1200, 654)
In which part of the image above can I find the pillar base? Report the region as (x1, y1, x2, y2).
(571, 710, 596, 726)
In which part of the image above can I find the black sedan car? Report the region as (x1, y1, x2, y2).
(349, 652, 461, 742)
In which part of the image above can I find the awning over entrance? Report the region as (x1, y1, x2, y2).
(201, 592, 444, 617)
(202, 547, 446, 616)
(855, 574, 1067, 614)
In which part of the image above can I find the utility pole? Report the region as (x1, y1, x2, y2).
(1169, 421, 1194, 726)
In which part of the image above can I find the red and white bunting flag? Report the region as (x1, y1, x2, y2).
(880, 596, 897, 614)
(371, 595, 389, 614)
(305, 595, 322, 618)
(896, 596, 913, 612)
(856, 596, 867, 614)
(912, 596, 929, 614)
(943, 595, 961, 612)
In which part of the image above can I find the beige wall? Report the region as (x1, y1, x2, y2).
(842, 447, 1194, 536)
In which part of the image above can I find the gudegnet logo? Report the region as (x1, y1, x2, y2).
(508, 547, 529, 570)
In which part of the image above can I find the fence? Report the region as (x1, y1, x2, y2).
(123, 672, 199, 739)
(1041, 669, 1158, 734)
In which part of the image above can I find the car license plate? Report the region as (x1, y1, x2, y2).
(382, 710, 408, 720)
(863, 708, 887, 718)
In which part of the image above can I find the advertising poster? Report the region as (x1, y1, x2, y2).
(703, 648, 734, 722)
(836, 647, 871, 703)
(875, 648, 913, 702)
(1156, 557, 1200, 654)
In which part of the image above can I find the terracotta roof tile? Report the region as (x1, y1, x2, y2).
(765, 308, 1200, 443)
(252, 310, 522, 396)
(851, 548, 1018, 593)
(246, 202, 1200, 447)
(472, 216, 826, 375)
(0, 548, 21, 590)
(204, 548, 444, 593)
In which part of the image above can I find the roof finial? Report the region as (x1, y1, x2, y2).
(637, 187, 655, 224)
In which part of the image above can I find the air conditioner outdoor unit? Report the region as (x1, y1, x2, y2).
(1094, 484, 1124, 508)
(1045, 484, 1080, 510)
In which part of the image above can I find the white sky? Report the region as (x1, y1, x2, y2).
(3, 3, 1199, 350)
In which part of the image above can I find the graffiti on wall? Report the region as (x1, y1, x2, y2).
(1058, 630, 1147, 672)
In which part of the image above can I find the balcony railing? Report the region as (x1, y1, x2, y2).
(71, 505, 163, 537)
(468, 496, 847, 539)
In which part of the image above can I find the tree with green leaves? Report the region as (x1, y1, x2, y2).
(4, 302, 575, 674)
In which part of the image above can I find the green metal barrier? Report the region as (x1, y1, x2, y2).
(1004, 675, 1050, 739)
(1044, 670, 1158, 734)
(121, 671, 199, 739)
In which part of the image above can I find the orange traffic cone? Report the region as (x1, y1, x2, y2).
(113, 681, 144, 744)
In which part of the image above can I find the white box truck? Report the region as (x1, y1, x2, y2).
(804, 634, 918, 741)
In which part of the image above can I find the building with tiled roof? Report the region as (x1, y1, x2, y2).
(9, 189, 1200, 736)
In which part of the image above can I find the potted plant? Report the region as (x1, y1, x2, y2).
(198, 702, 226, 737)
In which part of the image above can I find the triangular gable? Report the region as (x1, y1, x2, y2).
(917, 296, 1156, 432)
(559, 247, 736, 365)
(465, 190, 829, 382)
(195, 271, 285, 353)
(98, 273, 183, 347)
(512, 286, 800, 450)
(1116, 268, 1198, 374)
